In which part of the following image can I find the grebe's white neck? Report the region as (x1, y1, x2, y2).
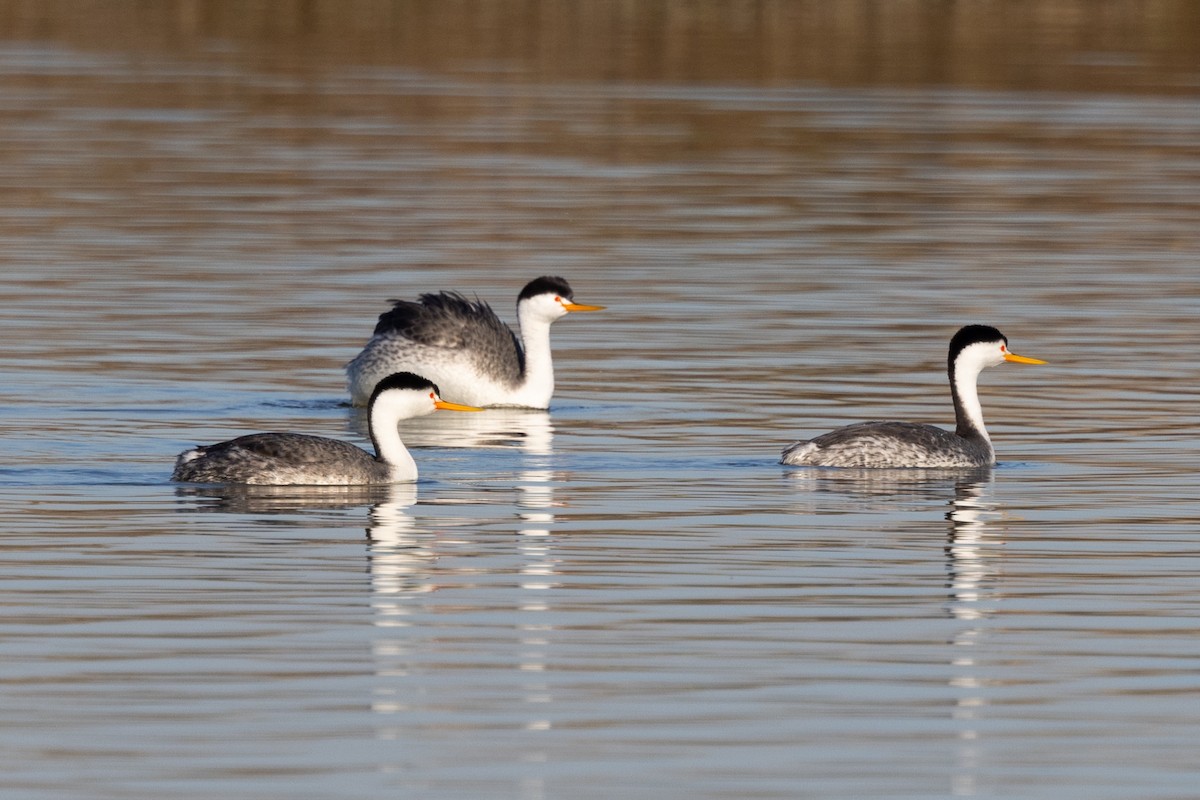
(368, 390, 423, 481)
(950, 341, 1005, 443)
(510, 295, 568, 408)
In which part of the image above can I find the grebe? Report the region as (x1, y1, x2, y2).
(781, 325, 1046, 468)
(172, 373, 480, 485)
(346, 276, 603, 408)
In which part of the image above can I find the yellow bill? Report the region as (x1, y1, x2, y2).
(435, 400, 484, 412)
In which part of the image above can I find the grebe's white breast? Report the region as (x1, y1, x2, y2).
(782, 325, 1046, 469)
(346, 276, 603, 408)
(173, 372, 480, 486)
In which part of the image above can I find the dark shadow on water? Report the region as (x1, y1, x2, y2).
(173, 482, 416, 514)
(784, 465, 995, 501)
(263, 397, 347, 411)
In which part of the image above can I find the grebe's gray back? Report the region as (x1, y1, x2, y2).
(346, 276, 603, 409)
(172, 372, 480, 486)
(781, 325, 1046, 469)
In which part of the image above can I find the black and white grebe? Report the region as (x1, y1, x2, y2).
(781, 325, 1046, 469)
(345, 276, 603, 408)
(172, 373, 480, 485)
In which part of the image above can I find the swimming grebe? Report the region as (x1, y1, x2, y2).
(173, 372, 480, 485)
(781, 325, 1046, 468)
(345, 276, 603, 408)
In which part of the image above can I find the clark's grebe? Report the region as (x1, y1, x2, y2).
(346, 276, 603, 408)
(172, 373, 480, 485)
(781, 325, 1046, 468)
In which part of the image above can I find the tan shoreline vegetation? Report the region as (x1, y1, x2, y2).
(0, 0, 1197, 94)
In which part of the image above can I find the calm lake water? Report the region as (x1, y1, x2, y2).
(2, 3, 1200, 798)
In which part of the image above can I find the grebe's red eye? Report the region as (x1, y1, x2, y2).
(554, 296, 562, 302)
(429, 391, 436, 399)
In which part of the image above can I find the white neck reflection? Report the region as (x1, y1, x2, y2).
(517, 467, 560, 739)
(365, 483, 426, 718)
(365, 455, 565, 776)
(349, 406, 554, 454)
(366, 483, 424, 602)
(945, 476, 1003, 798)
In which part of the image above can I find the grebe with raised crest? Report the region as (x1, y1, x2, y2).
(346, 276, 603, 408)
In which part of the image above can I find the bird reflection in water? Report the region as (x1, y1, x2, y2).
(347, 406, 554, 454)
(363, 482, 434, 724)
(783, 465, 992, 509)
(943, 474, 1004, 799)
(516, 467, 561, 739)
(173, 482, 401, 513)
(175, 406, 564, 774)
(356, 407, 563, 752)
(784, 467, 1004, 796)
